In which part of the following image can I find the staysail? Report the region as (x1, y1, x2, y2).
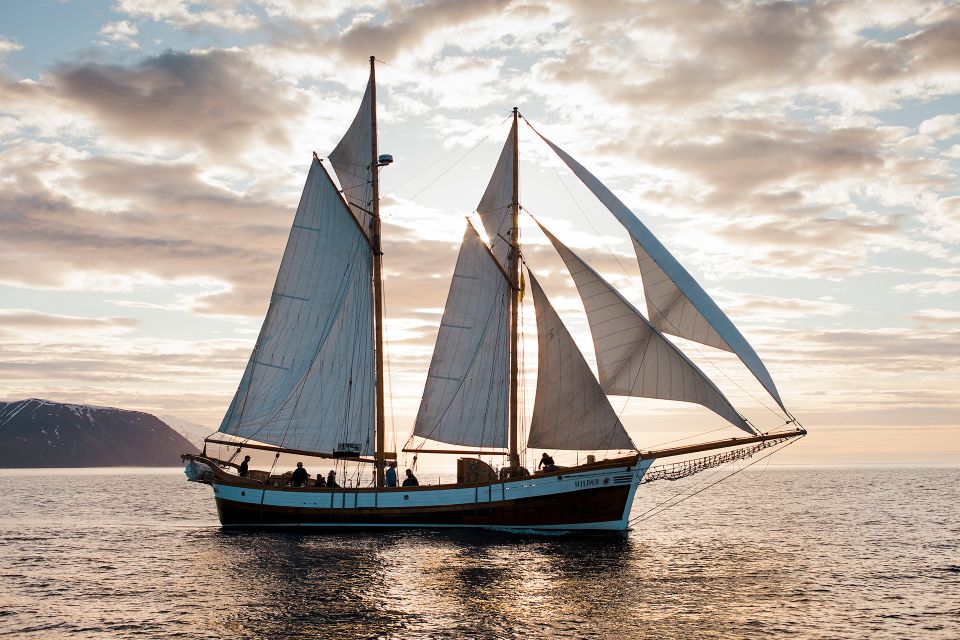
(538, 223, 753, 434)
(413, 222, 511, 448)
(329, 79, 373, 234)
(218, 158, 376, 454)
(475, 121, 517, 269)
(527, 271, 635, 451)
(531, 127, 786, 412)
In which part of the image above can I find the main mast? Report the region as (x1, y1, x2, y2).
(370, 56, 386, 487)
(508, 107, 520, 469)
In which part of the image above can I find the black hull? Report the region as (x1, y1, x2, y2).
(215, 484, 632, 529)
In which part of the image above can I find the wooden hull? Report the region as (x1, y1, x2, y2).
(196, 456, 652, 531)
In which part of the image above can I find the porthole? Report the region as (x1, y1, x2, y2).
(603, 478, 610, 485)
(557, 475, 563, 481)
(403, 495, 409, 500)
(241, 491, 245, 496)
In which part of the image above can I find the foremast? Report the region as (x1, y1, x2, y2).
(508, 107, 521, 469)
(369, 56, 387, 487)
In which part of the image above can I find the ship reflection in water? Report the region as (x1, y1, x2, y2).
(0, 468, 957, 639)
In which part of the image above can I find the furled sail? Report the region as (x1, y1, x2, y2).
(531, 128, 786, 412)
(218, 158, 376, 454)
(527, 271, 635, 452)
(538, 224, 753, 434)
(413, 222, 510, 448)
(328, 80, 373, 234)
(475, 121, 516, 269)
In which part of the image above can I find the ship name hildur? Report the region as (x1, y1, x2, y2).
(183, 57, 805, 531)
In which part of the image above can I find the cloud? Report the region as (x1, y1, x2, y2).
(0, 37, 22, 58)
(44, 49, 305, 160)
(112, 0, 260, 31)
(98, 20, 140, 49)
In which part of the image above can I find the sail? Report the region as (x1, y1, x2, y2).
(538, 224, 753, 434)
(328, 79, 373, 235)
(527, 271, 635, 452)
(218, 158, 376, 454)
(413, 222, 510, 448)
(532, 128, 786, 412)
(475, 121, 516, 268)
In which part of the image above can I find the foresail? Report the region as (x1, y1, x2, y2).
(329, 79, 373, 235)
(413, 222, 510, 448)
(538, 224, 753, 434)
(532, 128, 786, 412)
(476, 121, 516, 269)
(527, 271, 635, 452)
(218, 158, 375, 454)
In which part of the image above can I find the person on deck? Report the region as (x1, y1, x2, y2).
(327, 470, 340, 488)
(385, 461, 398, 487)
(539, 453, 556, 472)
(290, 462, 309, 487)
(238, 455, 251, 478)
(314, 473, 326, 488)
(402, 469, 419, 487)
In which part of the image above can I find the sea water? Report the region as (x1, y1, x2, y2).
(0, 466, 957, 639)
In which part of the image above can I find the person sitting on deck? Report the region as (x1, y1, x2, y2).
(314, 473, 326, 488)
(238, 455, 251, 478)
(326, 470, 340, 488)
(539, 453, 557, 472)
(402, 469, 419, 487)
(385, 461, 398, 487)
(290, 462, 309, 487)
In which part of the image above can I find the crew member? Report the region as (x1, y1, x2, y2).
(539, 452, 556, 472)
(327, 470, 340, 488)
(385, 461, 398, 487)
(290, 462, 308, 487)
(314, 473, 326, 488)
(238, 455, 251, 478)
(402, 469, 419, 487)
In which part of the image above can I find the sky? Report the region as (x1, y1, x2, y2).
(0, 0, 958, 466)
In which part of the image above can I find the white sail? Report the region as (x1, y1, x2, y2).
(218, 158, 376, 454)
(527, 271, 635, 452)
(328, 79, 373, 234)
(532, 128, 786, 412)
(475, 121, 516, 269)
(538, 224, 753, 434)
(413, 222, 510, 448)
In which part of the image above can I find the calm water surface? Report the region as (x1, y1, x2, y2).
(0, 467, 957, 639)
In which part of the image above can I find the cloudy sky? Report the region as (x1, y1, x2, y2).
(1, 0, 958, 464)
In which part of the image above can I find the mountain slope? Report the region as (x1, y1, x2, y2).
(0, 399, 199, 468)
(158, 415, 213, 450)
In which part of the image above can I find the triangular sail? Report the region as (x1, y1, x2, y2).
(413, 222, 510, 448)
(329, 79, 373, 234)
(475, 121, 516, 269)
(218, 158, 375, 454)
(538, 224, 753, 434)
(531, 128, 786, 412)
(527, 271, 635, 452)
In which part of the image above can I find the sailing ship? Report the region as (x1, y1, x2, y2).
(183, 58, 805, 531)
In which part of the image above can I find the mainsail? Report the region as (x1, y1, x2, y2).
(412, 222, 511, 448)
(475, 121, 516, 269)
(218, 158, 376, 454)
(329, 79, 373, 234)
(531, 128, 786, 413)
(527, 271, 635, 451)
(538, 223, 753, 434)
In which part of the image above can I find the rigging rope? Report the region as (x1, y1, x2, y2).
(629, 434, 803, 525)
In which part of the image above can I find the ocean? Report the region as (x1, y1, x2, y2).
(0, 466, 957, 639)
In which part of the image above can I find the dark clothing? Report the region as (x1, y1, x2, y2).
(314, 476, 326, 488)
(238, 460, 249, 477)
(290, 466, 308, 486)
(539, 455, 555, 469)
(385, 467, 398, 487)
(402, 474, 419, 487)
(327, 472, 339, 488)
